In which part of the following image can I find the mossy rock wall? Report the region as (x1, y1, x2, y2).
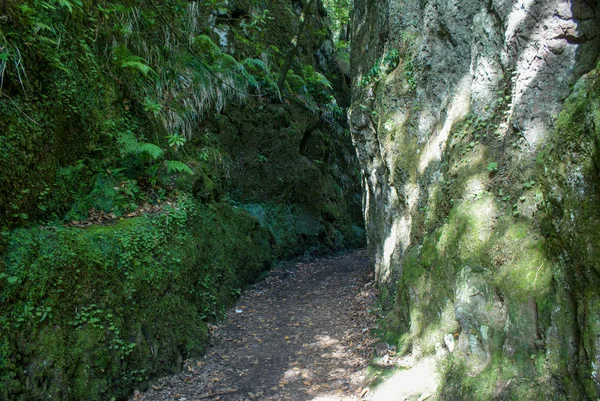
(0, 0, 349, 230)
(541, 67, 600, 397)
(214, 101, 365, 258)
(0, 198, 272, 400)
(0, 1, 363, 399)
(350, 0, 600, 398)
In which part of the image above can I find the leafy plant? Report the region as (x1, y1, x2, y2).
(116, 132, 192, 188)
(166, 133, 186, 150)
(117, 133, 163, 159)
(0, 38, 28, 93)
(119, 55, 155, 76)
(523, 180, 536, 189)
(403, 59, 417, 92)
(487, 162, 499, 172)
(285, 65, 340, 117)
(322, 0, 352, 42)
(166, 160, 193, 174)
(54, 0, 83, 13)
(143, 97, 161, 115)
(240, 8, 274, 34)
(360, 49, 400, 87)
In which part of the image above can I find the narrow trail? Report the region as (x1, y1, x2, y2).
(136, 250, 379, 401)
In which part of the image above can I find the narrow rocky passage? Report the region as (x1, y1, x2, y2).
(136, 250, 378, 401)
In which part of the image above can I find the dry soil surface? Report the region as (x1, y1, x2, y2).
(134, 250, 379, 401)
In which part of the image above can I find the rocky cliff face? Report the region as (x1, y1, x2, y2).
(349, 0, 600, 398)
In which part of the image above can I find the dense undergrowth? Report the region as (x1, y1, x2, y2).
(0, 0, 362, 398)
(1, 197, 273, 400)
(0, 0, 348, 229)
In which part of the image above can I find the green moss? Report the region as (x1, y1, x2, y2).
(194, 35, 223, 62)
(496, 240, 549, 301)
(439, 354, 561, 401)
(0, 197, 272, 400)
(436, 195, 496, 266)
(539, 67, 600, 398)
(0, 1, 360, 399)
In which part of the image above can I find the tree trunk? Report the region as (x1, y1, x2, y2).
(276, 0, 316, 95)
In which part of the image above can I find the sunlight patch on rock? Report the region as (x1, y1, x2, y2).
(418, 75, 471, 173)
(370, 356, 440, 401)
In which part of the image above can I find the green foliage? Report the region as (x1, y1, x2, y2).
(284, 64, 341, 118)
(166, 160, 193, 174)
(487, 162, 499, 172)
(334, 40, 350, 75)
(115, 131, 193, 188)
(120, 57, 155, 76)
(0, 7, 114, 226)
(0, 0, 348, 229)
(360, 49, 400, 87)
(166, 133, 186, 150)
(194, 35, 222, 62)
(0, 38, 28, 92)
(54, 0, 83, 14)
(117, 132, 164, 160)
(322, 0, 352, 41)
(241, 58, 278, 93)
(0, 1, 360, 399)
(65, 172, 143, 220)
(142, 97, 161, 115)
(522, 180, 536, 189)
(360, 30, 419, 90)
(0, 199, 272, 399)
(302, 65, 333, 90)
(240, 8, 274, 34)
(403, 59, 417, 92)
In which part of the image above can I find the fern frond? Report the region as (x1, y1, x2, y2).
(121, 59, 155, 76)
(55, 0, 82, 13)
(242, 58, 269, 74)
(117, 132, 142, 156)
(34, 22, 55, 33)
(302, 65, 332, 89)
(313, 72, 332, 89)
(166, 160, 193, 174)
(286, 71, 306, 92)
(117, 133, 163, 160)
(139, 143, 164, 159)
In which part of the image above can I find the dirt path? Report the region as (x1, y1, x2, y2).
(135, 250, 378, 401)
